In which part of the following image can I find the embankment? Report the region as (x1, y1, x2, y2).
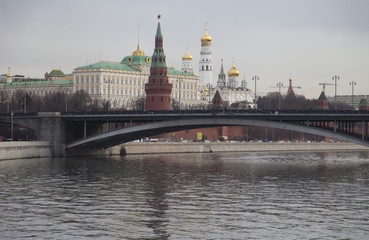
(114, 142, 369, 155)
(0, 141, 51, 160)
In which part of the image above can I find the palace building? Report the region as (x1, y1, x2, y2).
(0, 67, 73, 98)
(73, 18, 199, 110)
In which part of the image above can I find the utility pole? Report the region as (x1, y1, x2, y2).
(252, 76, 259, 109)
(276, 82, 283, 110)
(11, 111, 14, 141)
(349, 81, 356, 109)
(332, 75, 339, 110)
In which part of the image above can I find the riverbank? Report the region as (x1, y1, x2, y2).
(0, 141, 51, 160)
(115, 141, 369, 155)
(2, 141, 369, 160)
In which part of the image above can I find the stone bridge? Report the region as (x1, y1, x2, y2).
(1, 111, 369, 156)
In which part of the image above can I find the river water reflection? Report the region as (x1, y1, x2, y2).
(1, 151, 369, 239)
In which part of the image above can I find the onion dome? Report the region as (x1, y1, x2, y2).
(182, 50, 192, 61)
(204, 88, 209, 92)
(132, 44, 145, 56)
(228, 61, 239, 77)
(201, 26, 212, 46)
(198, 84, 202, 88)
(7, 67, 12, 78)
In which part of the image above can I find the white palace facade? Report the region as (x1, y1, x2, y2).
(73, 44, 201, 109)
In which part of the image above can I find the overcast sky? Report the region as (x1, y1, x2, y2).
(1, 0, 368, 98)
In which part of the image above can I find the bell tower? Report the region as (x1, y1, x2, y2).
(145, 15, 173, 111)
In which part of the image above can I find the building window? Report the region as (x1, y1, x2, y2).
(152, 96, 154, 102)
(161, 97, 163, 102)
(206, 66, 208, 70)
(202, 66, 204, 70)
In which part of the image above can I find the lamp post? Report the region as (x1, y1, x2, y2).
(332, 75, 339, 110)
(65, 91, 69, 112)
(208, 83, 212, 110)
(108, 78, 111, 111)
(252, 76, 259, 109)
(24, 82, 27, 113)
(178, 78, 182, 111)
(276, 82, 283, 110)
(11, 111, 14, 141)
(349, 81, 356, 109)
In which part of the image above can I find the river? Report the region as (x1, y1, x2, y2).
(0, 151, 368, 239)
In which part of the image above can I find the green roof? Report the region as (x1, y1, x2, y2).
(2, 80, 73, 87)
(121, 55, 151, 65)
(167, 68, 195, 77)
(48, 69, 65, 77)
(359, 98, 369, 106)
(75, 61, 139, 72)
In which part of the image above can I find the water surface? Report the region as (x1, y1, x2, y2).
(0, 151, 368, 239)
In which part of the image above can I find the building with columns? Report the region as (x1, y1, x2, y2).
(73, 19, 200, 110)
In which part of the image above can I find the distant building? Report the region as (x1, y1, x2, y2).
(316, 90, 329, 110)
(0, 67, 73, 98)
(45, 68, 66, 81)
(326, 95, 369, 110)
(212, 90, 223, 110)
(286, 78, 294, 95)
(359, 98, 369, 111)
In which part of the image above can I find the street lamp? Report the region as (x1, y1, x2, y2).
(349, 81, 356, 109)
(24, 82, 27, 113)
(332, 75, 339, 110)
(11, 111, 14, 141)
(177, 78, 182, 111)
(65, 90, 69, 112)
(252, 76, 259, 109)
(108, 78, 111, 111)
(276, 82, 283, 110)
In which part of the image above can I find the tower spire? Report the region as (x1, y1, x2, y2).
(145, 15, 172, 111)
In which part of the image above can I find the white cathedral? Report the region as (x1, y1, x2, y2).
(194, 25, 255, 108)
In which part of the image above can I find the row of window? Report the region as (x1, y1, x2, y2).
(200, 65, 212, 71)
(77, 85, 198, 100)
(76, 74, 198, 90)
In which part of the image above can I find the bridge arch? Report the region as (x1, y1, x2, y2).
(67, 117, 369, 149)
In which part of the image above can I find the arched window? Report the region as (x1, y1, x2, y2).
(206, 66, 208, 70)
(202, 66, 204, 70)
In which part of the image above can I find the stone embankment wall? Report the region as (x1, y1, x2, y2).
(0, 141, 51, 160)
(113, 142, 369, 155)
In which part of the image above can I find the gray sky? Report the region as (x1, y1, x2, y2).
(1, 0, 368, 98)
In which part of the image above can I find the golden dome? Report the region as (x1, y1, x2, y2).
(201, 27, 212, 46)
(7, 67, 12, 78)
(228, 61, 239, 77)
(182, 50, 192, 61)
(204, 88, 209, 92)
(132, 44, 145, 56)
(198, 84, 202, 88)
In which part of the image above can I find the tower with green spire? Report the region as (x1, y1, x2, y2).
(145, 15, 173, 111)
(217, 59, 226, 87)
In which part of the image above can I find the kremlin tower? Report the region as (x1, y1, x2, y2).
(316, 88, 329, 110)
(287, 78, 294, 95)
(217, 60, 226, 87)
(145, 15, 172, 111)
(181, 46, 193, 74)
(228, 60, 240, 88)
(199, 24, 213, 87)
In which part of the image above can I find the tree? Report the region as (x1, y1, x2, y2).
(69, 90, 92, 112)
